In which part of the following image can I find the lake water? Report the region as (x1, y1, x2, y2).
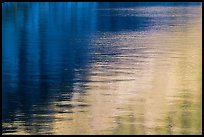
(2, 2, 202, 135)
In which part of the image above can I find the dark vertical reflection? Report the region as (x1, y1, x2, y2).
(2, 2, 97, 134)
(2, 2, 202, 135)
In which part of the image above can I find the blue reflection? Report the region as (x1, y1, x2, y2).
(2, 3, 98, 133)
(2, 2, 201, 134)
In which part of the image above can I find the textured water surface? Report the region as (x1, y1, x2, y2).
(2, 2, 202, 135)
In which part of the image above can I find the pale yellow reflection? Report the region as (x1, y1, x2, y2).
(50, 7, 201, 135)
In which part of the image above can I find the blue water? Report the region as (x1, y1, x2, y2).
(2, 2, 202, 135)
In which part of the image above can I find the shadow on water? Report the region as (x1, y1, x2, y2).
(2, 2, 202, 135)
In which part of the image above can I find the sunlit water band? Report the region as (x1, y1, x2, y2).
(2, 2, 202, 135)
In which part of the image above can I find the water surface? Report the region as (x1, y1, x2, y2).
(2, 2, 202, 135)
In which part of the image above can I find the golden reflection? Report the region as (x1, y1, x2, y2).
(50, 6, 201, 135)
(3, 6, 201, 135)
